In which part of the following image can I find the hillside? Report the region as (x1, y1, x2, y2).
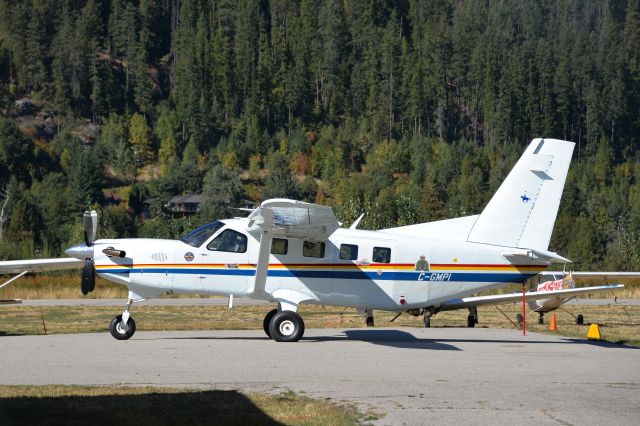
(0, 0, 639, 270)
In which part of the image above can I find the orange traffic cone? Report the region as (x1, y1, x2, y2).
(549, 313, 557, 331)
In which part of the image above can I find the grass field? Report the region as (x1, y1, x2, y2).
(3, 273, 640, 300)
(2, 303, 638, 346)
(1, 272, 639, 346)
(0, 385, 369, 426)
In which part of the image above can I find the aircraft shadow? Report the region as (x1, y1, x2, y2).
(161, 330, 639, 350)
(0, 389, 283, 426)
(310, 329, 462, 350)
(164, 330, 461, 350)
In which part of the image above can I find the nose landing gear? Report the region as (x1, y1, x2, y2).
(109, 298, 136, 340)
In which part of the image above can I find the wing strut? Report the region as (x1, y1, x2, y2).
(250, 228, 273, 296)
(0, 270, 29, 290)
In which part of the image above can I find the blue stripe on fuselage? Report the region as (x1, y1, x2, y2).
(96, 268, 536, 283)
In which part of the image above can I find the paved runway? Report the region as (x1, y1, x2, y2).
(2, 328, 639, 425)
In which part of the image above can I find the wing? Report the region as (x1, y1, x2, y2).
(246, 198, 339, 241)
(0, 258, 83, 299)
(245, 199, 339, 298)
(0, 258, 83, 275)
(439, 284, 624, 311)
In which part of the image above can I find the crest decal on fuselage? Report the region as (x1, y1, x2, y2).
(415, 255, 429, 271)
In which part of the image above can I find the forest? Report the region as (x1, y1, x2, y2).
(0, 0, 639, 270)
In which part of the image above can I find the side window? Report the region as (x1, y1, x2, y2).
(271, 238, 288, 255)
(339, 244, 358, 260)
(303, 241, 325, 258)
(207, 229, 248, 253)
(373, 247, 391, 263)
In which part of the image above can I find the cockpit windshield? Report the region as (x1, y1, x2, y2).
(180, 221, 225, 247)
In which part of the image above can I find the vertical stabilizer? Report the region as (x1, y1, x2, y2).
(467, 138, 575, 250)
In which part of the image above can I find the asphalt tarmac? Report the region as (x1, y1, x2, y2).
(2, 327, 639, 425)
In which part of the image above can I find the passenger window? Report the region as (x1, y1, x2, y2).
(271, 238, 288, 255)
(207, 229, 248, 253)
(339, 244, 358, 260)
(303, 241, 325, 258)
(373, 247, 391, 263)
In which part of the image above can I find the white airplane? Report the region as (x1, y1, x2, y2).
(0, 138, 634, 341)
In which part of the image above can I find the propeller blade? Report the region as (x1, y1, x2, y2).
(81, 258, 95, 295)
(83, 210, 98, 246)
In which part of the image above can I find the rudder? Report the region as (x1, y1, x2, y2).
(467, 138, 575, 250)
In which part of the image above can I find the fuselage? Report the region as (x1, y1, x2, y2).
(87, 219, 547, 310)
(90, 218, 548, 311)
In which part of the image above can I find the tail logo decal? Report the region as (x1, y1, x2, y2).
(520, 192, 531, 203)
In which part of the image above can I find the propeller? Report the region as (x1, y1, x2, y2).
(83, 210, 97, 246)
(67, 210, 127, 295)
(80, 210, 97, 295)
(81, 256, 95, 295)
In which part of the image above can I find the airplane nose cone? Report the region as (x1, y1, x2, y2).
(65, 244, 94, 260)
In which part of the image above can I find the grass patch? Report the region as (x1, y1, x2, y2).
(2, 273, 640, 300)
(1, 303, 638, 346)
(0, 385, 365, 426)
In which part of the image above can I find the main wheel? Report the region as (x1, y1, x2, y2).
(109, 314, 136, 340)
(467, 314, 477, 328)
(423, 314, 431, 328)
(268, 311, 305, 342)
(365, 316, 374, 327)
(516, 314, 523, 325)
(263, 309, 278, 338)
(576, 314, 584, 325)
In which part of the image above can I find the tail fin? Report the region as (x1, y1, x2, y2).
(467, 138, 575, 250)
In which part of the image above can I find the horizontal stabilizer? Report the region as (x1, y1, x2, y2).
(501, 248, 571, 264)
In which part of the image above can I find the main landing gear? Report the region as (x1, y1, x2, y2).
(467, 306, 478, 328)
(423, 310, 431, 328)
(364, 308, 374, 327)
(109, 298, 136, 340)
(263, 307, 305, 342)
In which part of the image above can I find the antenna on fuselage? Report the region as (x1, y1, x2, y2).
(349, 213, 365, 230)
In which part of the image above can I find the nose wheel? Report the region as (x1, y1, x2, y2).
(109, 314, 136, 340)
(109, 298, 136, 340)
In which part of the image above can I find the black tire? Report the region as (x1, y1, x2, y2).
(467, 315, 477, 328)
(516, 314, 523, 325)
(424, 314, 431, 328)
(365, 316, 374, 327)
(576, 314, 584, 325)
(538, 315, 545, 325)
(268, 311, 305, 342)
(109, 314, 136, 340)
(263, 309, 278, 338)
